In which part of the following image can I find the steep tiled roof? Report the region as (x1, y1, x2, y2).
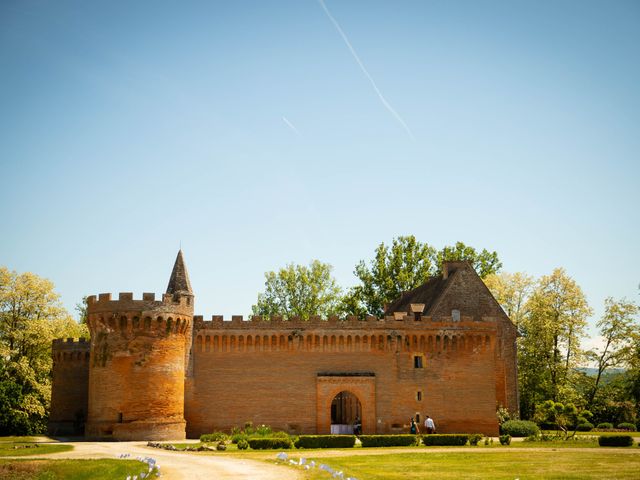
(166, 250, 193, 296)
(384, 275, 450, 316)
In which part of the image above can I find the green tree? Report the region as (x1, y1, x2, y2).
(351, 236, 437, 317)
(0, 267, 87, 435)
(484, 271, 535, 327)
(75, 296, 88, 324)
(252, 260, 343, 319)
(534, 399, 592, 439)
(518, 268, 592, 417)
(587, 298, 639, 408)
(347, 236, 502, 317)
(436, 241, 502, 279)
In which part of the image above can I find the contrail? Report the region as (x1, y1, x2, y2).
(282, 116, 301, 136)
(317, 0, 414, 140)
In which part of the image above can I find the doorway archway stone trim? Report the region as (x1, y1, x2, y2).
(316, 374, 376, 434)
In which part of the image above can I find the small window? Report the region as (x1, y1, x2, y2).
(417, 391, 422, 401)
(416, 413, 421, 423)
(452, 309, 461, 322)
(414, 355, 423, 368)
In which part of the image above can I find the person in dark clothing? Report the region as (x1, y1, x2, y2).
(410, 417, 419, 434)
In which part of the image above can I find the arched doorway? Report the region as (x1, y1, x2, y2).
(330, 391, 361, 434)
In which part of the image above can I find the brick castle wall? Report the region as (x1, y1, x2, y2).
(49, 261, 518, 440)
(48, 338, 90, 436)
(185, 315, 502, 437)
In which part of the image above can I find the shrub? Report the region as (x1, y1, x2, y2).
(499, 434, 511, 445)
(243, 421, 255, 435)
(617, 423, 636, 431)
(484, 437, 490, 446)
(576, 422, 594, 432)
(501, 420, 540, 437)
(237, 439, 249, 450)
(216, 442, 227, 451)
(231, 433, 248, 444)
(597, 422, 614, 429)
(247, 437, 293, 450)
(359, 435, 419, 447)
(294, 435, 356, 449)
(468, 434, 483, 446)
(264, 430, 290, 439)
(422, 434, 469, 446)
(200, 432, 228, 443)
(255, 424, 273, 436)
(598, 435, 633, 447)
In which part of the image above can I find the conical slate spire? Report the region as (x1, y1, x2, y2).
(166, 250, 193, 296)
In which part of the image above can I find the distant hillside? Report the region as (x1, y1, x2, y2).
(578, 367, 626, 377)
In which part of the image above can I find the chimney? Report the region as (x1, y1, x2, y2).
(442, 261, 467, 279)
(410, 303, 425, 321)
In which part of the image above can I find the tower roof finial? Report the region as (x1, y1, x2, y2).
(166, 249, 193, 296)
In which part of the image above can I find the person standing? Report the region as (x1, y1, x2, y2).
(424, 415, 436, 434)
(353, 416, 362, 436)
(410, 417, 419, 434)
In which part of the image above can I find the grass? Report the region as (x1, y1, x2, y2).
(281, 450, 640, 480)
(0, 438, 73, 457)
(0, 438, 39, 443)
(0, 459, 151, 480)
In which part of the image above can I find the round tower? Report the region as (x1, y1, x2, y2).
(85, 250, 194, 440)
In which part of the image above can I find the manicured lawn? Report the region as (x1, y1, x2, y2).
(0, 440, 73, 457)
(0, 459, 149, 480)
(284, 450, 640, 480)
(0, 437, 39, 443)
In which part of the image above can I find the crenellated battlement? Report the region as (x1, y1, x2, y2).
(52, 337, 90, 350)
(52, 338, 90, 361)
(192, 313, 487, 331)
(87, 291, 192, 312)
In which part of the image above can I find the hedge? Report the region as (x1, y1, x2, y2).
(598, 435, 634, 447)
(576, 422, 594, 431)
(359, 435, 419, 447)
(617, 423, 637, 431)
(596, 422, 614, 429)
(500, 420, 540, 437)
(247, 437, 293, 450)
(422, 434, 469, 446)
(294, 435, 356, 449)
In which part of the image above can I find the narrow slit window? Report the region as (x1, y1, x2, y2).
(414, 355, 423, 368)
(417, 391, 422, 401)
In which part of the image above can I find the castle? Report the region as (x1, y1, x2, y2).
(49, 251, 518, 440)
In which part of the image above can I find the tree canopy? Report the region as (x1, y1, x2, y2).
(347, 236, 502, 317)
(0, 267, 87, 435)
(251, 260, 343, 319)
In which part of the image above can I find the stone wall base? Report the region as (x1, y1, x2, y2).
(86, 420, 186, 441)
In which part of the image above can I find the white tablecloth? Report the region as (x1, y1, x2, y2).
(330, 424, 354, 435)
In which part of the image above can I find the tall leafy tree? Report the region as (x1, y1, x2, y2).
(436, 241, 502, 279)
(351, 236, 436, 317)
(484, 271, 535, 327)
(587, 298, 639, 407)
(0, 267, 87, 435)
(518, 268, 592, 417)
(252, 260, 343, 319)
(347, 236, 502, 317)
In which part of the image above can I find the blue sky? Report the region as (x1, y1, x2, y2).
(1, 1, 638, 343)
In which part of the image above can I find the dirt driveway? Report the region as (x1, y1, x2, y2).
(34, 440, 301, 480)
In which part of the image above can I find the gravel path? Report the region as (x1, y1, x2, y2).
(27, 441, 301, 480)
